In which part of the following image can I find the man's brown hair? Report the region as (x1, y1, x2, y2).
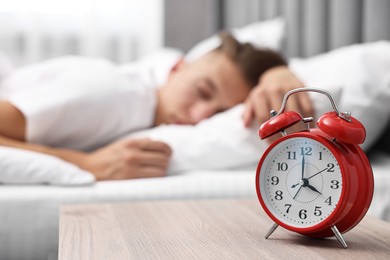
(215, 31, 287, 88)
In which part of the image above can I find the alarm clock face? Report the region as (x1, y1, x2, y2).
(258, 136, 343, 228)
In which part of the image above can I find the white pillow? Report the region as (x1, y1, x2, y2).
(185, 17, 285, 62)
(0, 147, 95, 186)
(127, 85, 343, 175)
(129, 105, 267, 174)
(290, 41, 390, 151)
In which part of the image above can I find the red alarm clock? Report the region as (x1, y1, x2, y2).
(255, 88, 374, 248)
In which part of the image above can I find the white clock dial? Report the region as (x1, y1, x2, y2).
(259, 137, 343, 228)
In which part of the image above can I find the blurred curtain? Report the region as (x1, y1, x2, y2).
(164, 0, 222, 52)
(0, 0, 163, 65)
(164, 0, 390, 57)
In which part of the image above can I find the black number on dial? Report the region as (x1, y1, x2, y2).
(300, 147, 312, 156)
(271, 176, 279, 185)
(277, 162, 288, 171)
(299, 209, 307, 219)
(330, 180, 339, 189)
(275, 190, 283, 200)
(314, 206, 322, 216)
(325, 196, 332, 206)
(327, 163, 335, 172)
(285, 204, 292, 213)
(287, 151, 296, 160)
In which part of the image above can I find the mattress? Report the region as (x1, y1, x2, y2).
(0, 170, 257, 260)
(1, 153, 390, 260)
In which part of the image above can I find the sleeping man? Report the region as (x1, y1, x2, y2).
(0, 32, 309, 181)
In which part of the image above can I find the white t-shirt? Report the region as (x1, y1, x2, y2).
(0, 56, 160, 151)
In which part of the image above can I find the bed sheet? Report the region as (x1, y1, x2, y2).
(0, 170, 256, 260)
(0, 153, 390, 260)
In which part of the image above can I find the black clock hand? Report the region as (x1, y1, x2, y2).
(293, 185, 303, 200)
(291, 156, 305, 188)
(307, 184, 322, 195)
(291, 182, 300, 188)
(307, 167, 328, 180)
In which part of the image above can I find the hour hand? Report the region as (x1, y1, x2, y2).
(291, 182, 300, 188)
(307, 184, 322, 195)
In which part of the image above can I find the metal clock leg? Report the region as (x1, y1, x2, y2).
(265, 223, 279, 239)
(331, 225, 348, 248)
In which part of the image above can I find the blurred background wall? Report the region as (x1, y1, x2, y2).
(0, 0, 389, 67)
(165, 0, 390, 58)
(0, 0, 163, 66)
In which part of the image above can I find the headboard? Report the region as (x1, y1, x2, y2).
(164, 0, 390, 58)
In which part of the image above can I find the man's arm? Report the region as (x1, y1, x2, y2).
(243, 65, 314, 126)
(0, 101, 172, 180)
(0, 134, 89, 168)
(0, 100, 89, 168)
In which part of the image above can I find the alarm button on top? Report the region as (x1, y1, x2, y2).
(317, 112, 366, 144)
(259, 111, 302, 139)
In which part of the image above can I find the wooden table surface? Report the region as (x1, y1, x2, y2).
(59, 199, 390, 259)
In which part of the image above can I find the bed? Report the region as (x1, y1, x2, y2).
(1, 1, 390, 260)
(1, 156, 390, 260)
(1, 44, 390, 260)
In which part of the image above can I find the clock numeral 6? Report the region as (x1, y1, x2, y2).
(299, 209, 307, 219)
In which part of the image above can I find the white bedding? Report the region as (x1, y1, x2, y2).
(0, 154, 390, 260)
(0, 170, 256, 260)
(1, 41, 389, 186)
(0, 29, 390, 260)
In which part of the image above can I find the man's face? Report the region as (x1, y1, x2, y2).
(155, 52, 251, 125)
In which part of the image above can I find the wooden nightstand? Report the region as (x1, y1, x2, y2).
(59, 199, 390, 259)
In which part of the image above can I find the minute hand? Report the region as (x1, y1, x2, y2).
(307, 168, 328, 180)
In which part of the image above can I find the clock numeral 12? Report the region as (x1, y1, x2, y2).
(300, 147, 312, 156)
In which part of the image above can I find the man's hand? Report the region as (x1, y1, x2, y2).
(243, 66, 314, 128)
(83, 138, 172, 181)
